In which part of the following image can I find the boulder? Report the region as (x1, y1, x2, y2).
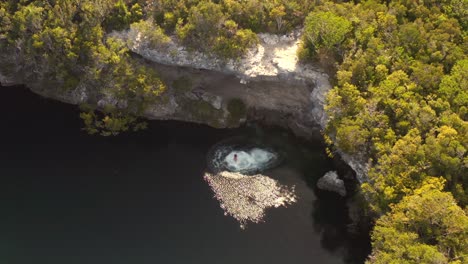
(317, 171, 346, 196)
(0, 72, 19, 87)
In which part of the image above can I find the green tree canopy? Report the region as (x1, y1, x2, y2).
(302, 11, 352, 56)
(368, 178, 468, 263)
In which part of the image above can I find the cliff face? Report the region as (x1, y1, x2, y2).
(119, 28, 369, 183)
(0, 72, 19, 87)
(115, 28, 332, 132)
(0, 30, 369, 183)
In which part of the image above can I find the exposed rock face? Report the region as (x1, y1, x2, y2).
(338, 152, 370, 185)
(0, 72, 20, 87)
(116, 27, 332, 135)
(317, 171, 347, 197)
(122, 28, 370, 179)
(0, 28, 369, 184)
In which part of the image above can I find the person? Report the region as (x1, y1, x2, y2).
(234, 154, 238, 162)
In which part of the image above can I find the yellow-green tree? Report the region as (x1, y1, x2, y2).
(368, 177, 468, 263)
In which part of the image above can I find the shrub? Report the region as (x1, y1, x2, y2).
(130, 20, 170, 50)
(214, 27, 258, 60)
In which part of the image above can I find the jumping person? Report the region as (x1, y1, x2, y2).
(234, 154, 238, 162)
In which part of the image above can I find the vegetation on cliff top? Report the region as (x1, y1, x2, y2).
(1, 0, 467, 263)
(300, 1, 467, 262)
(0, 0, 166, 135)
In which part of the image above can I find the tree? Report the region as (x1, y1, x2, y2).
(1, 0, 167, 135)
(438, 60, 468, 118)
(368, 177, 468, 263)
(104, 0, 131, 31)
(302, 11, 352, 57)
(176, 1, 226, 50)
(269, 5, 286, 32)
(129, 19, 170, 50)
(80, 107, 147, 136)
(0, 5, 11, 39)
(363, 129, 429, 213)
(335, 118, 370, 154)
(213, 21, 258, 59)
(424, 125, 467, 204)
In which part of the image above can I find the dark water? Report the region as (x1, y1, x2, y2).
(0, 86, 370, 264)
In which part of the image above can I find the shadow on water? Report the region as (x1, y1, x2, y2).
(0, 85, 370, 264)
(240, 124, 372, 264)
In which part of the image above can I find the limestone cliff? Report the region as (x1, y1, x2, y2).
(118, 28, 369, 183)
(0, 30, 369, 184)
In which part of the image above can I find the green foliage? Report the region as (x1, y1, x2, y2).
(269, 5, 286, 32)
(103, 0, 131, 31)
(438, 60, 468, 119)
(368, 178, 468, 263)
(152, 0, 316, 59)
(213, 24, 259, 59)
(103, 1, 143, 31)
(320, 0, 467, 213)
(176, 1, 226, 50)
(80, 107, 147, 136)
(0, 0, 167, 136)
(302, 11, 352, 56)
(335, 118, 370, 154)
(317, 1, 467, 260)
(129, 19, 170, 50)
(173, 1, 260, 59)
(1, 0, 466, 260)
(0, 5, 12, 39)
(155, 0, 315, 34)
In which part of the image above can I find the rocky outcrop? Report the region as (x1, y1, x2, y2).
(1, 28, 369, 184)
(121, 27, 369, 179)
(317, 171, 347, 196)
(0, 72, 20, 87)
(113, 27, 332, 133)
(338, 152, 370, 185)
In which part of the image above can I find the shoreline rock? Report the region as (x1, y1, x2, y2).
(0, 29, 369, 185)
(0, 72, 20, 87)
(317, 171, 347, 197)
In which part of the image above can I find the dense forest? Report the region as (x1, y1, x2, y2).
(1, 0, 467, 263)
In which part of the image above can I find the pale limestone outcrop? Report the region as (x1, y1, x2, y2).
(317, 171, 347, 197)
(1, 28, 369, 184)
(117, 27, 332, 131)
(120, 27, 370, 180)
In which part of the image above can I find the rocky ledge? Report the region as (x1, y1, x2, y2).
(118, 27, 369, 183)
(115, 27, 331, 129)
(317, 171, 347, 197)
(0, 29, 369, 184)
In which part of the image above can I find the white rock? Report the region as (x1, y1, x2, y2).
(317, 171, 346, 196)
